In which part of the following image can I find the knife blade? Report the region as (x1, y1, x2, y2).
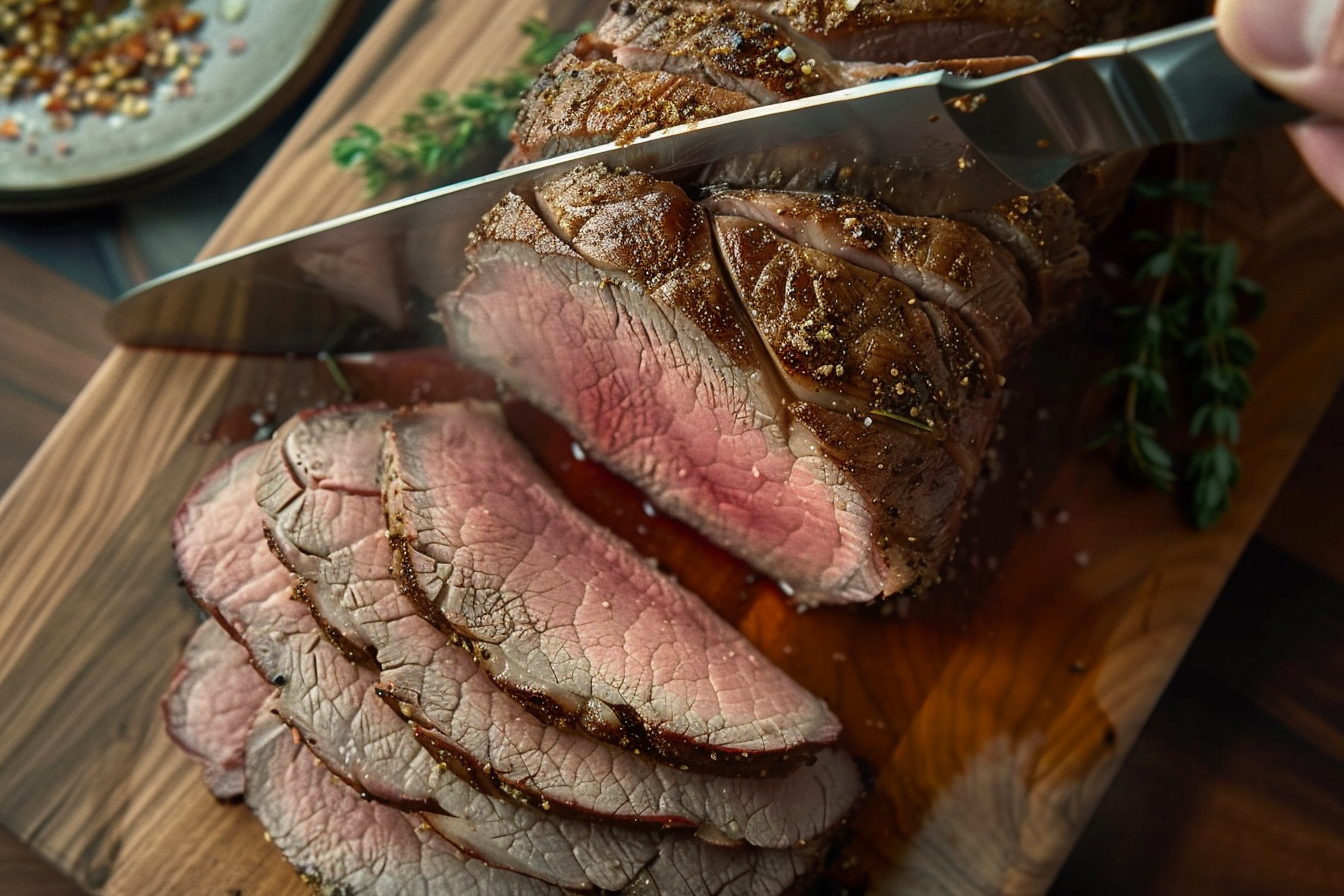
(106, 16, 1305, 355)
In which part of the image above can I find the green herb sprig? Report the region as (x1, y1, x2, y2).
(1092, 168, 1266, 530)
(332, 18, 588, 196)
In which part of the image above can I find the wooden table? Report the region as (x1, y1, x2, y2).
(1, 1, 1343, 893)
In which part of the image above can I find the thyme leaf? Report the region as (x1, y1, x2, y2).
(1093, 153, 1265, 530)
(331, 18, 589, 196)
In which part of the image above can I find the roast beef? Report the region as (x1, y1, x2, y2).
(443, 166, 1000, 600)
(448, 178, 867, 607)
(176, 444, 817, 895)
(244, 708, 563, 896)
(269, 403, 862, 847)
(383, 400, 842, 769)
(162, 619, 271, 800)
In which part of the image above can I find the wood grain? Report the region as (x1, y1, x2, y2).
(0, 245, 111, 492)
(1, 1, 1344, 895)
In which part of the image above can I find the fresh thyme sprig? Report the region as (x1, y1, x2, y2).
(1093, 166, 1266, 530)
(331, 18, 588, 196)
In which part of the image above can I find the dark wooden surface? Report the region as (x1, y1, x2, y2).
(1052, 537, 1344, 896)
(1, 0, 1343, 891)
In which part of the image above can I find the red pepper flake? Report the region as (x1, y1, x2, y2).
(55, 140, 72, 157)
(0, 118, 20, 141)
(228, 37, 248, 56)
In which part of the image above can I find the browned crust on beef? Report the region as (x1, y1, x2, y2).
(511, 54, 755, 162)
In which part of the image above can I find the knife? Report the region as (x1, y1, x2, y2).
(106, 16, 1306, 355)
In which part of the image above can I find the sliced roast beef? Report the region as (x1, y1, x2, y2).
(244, 708, 563, 896)
(383, 400, 841, 770)
(755, 0, 1170, 63)
(177, 445, 816, 895)
(698, 188, 1031, 364)
(255, 405, 392, 668)
(162, 619, 271, 800)
(255, 405, 388, 579)
(176, 448, 461, 815)
(510, 53, 755, 164)
(270, 404, 862, 847)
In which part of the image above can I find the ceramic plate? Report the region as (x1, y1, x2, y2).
(0, 0, 357, 210)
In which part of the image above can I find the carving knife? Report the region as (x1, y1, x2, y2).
(105, 16, 1306, 355)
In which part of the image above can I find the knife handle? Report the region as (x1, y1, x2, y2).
(941, 16, 1309, 192)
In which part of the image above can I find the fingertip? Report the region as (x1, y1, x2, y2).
(1288, 118, 1344, 206)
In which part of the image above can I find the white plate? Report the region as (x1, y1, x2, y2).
(0, 0, 357, 209)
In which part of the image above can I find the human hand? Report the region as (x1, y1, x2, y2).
(1218, 0, 1344, 203)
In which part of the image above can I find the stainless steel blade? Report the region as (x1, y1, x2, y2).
(106, 16, 1306, 355)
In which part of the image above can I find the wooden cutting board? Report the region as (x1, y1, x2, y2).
(2, 1, 1344, 894)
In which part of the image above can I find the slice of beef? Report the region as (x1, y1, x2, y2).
(255, 404, 388, 579)
(382, 400, 842, 771)
(756, 0, 1172, 63)
(699, 188, 1031, 364)
(510, 52, 755, 165)
(177, 446, 814, 895)
(244, 707, 563, 896)
(952, 186, 1090, 318)
(176, 447, 458, 816)
(161, 619, 271, 800)
(274, 404, 863, 847)
(256, 405, 392, 668)
(593, 0, 845, 103)
(255, 706, 815, 896)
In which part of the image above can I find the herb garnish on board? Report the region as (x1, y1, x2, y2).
(1091, 153, 1265, 530)
(331, 18, 588, 196)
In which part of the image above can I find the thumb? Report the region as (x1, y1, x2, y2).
(1217, 0, 1344, 114)
(1218, 0, 1344, 203)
